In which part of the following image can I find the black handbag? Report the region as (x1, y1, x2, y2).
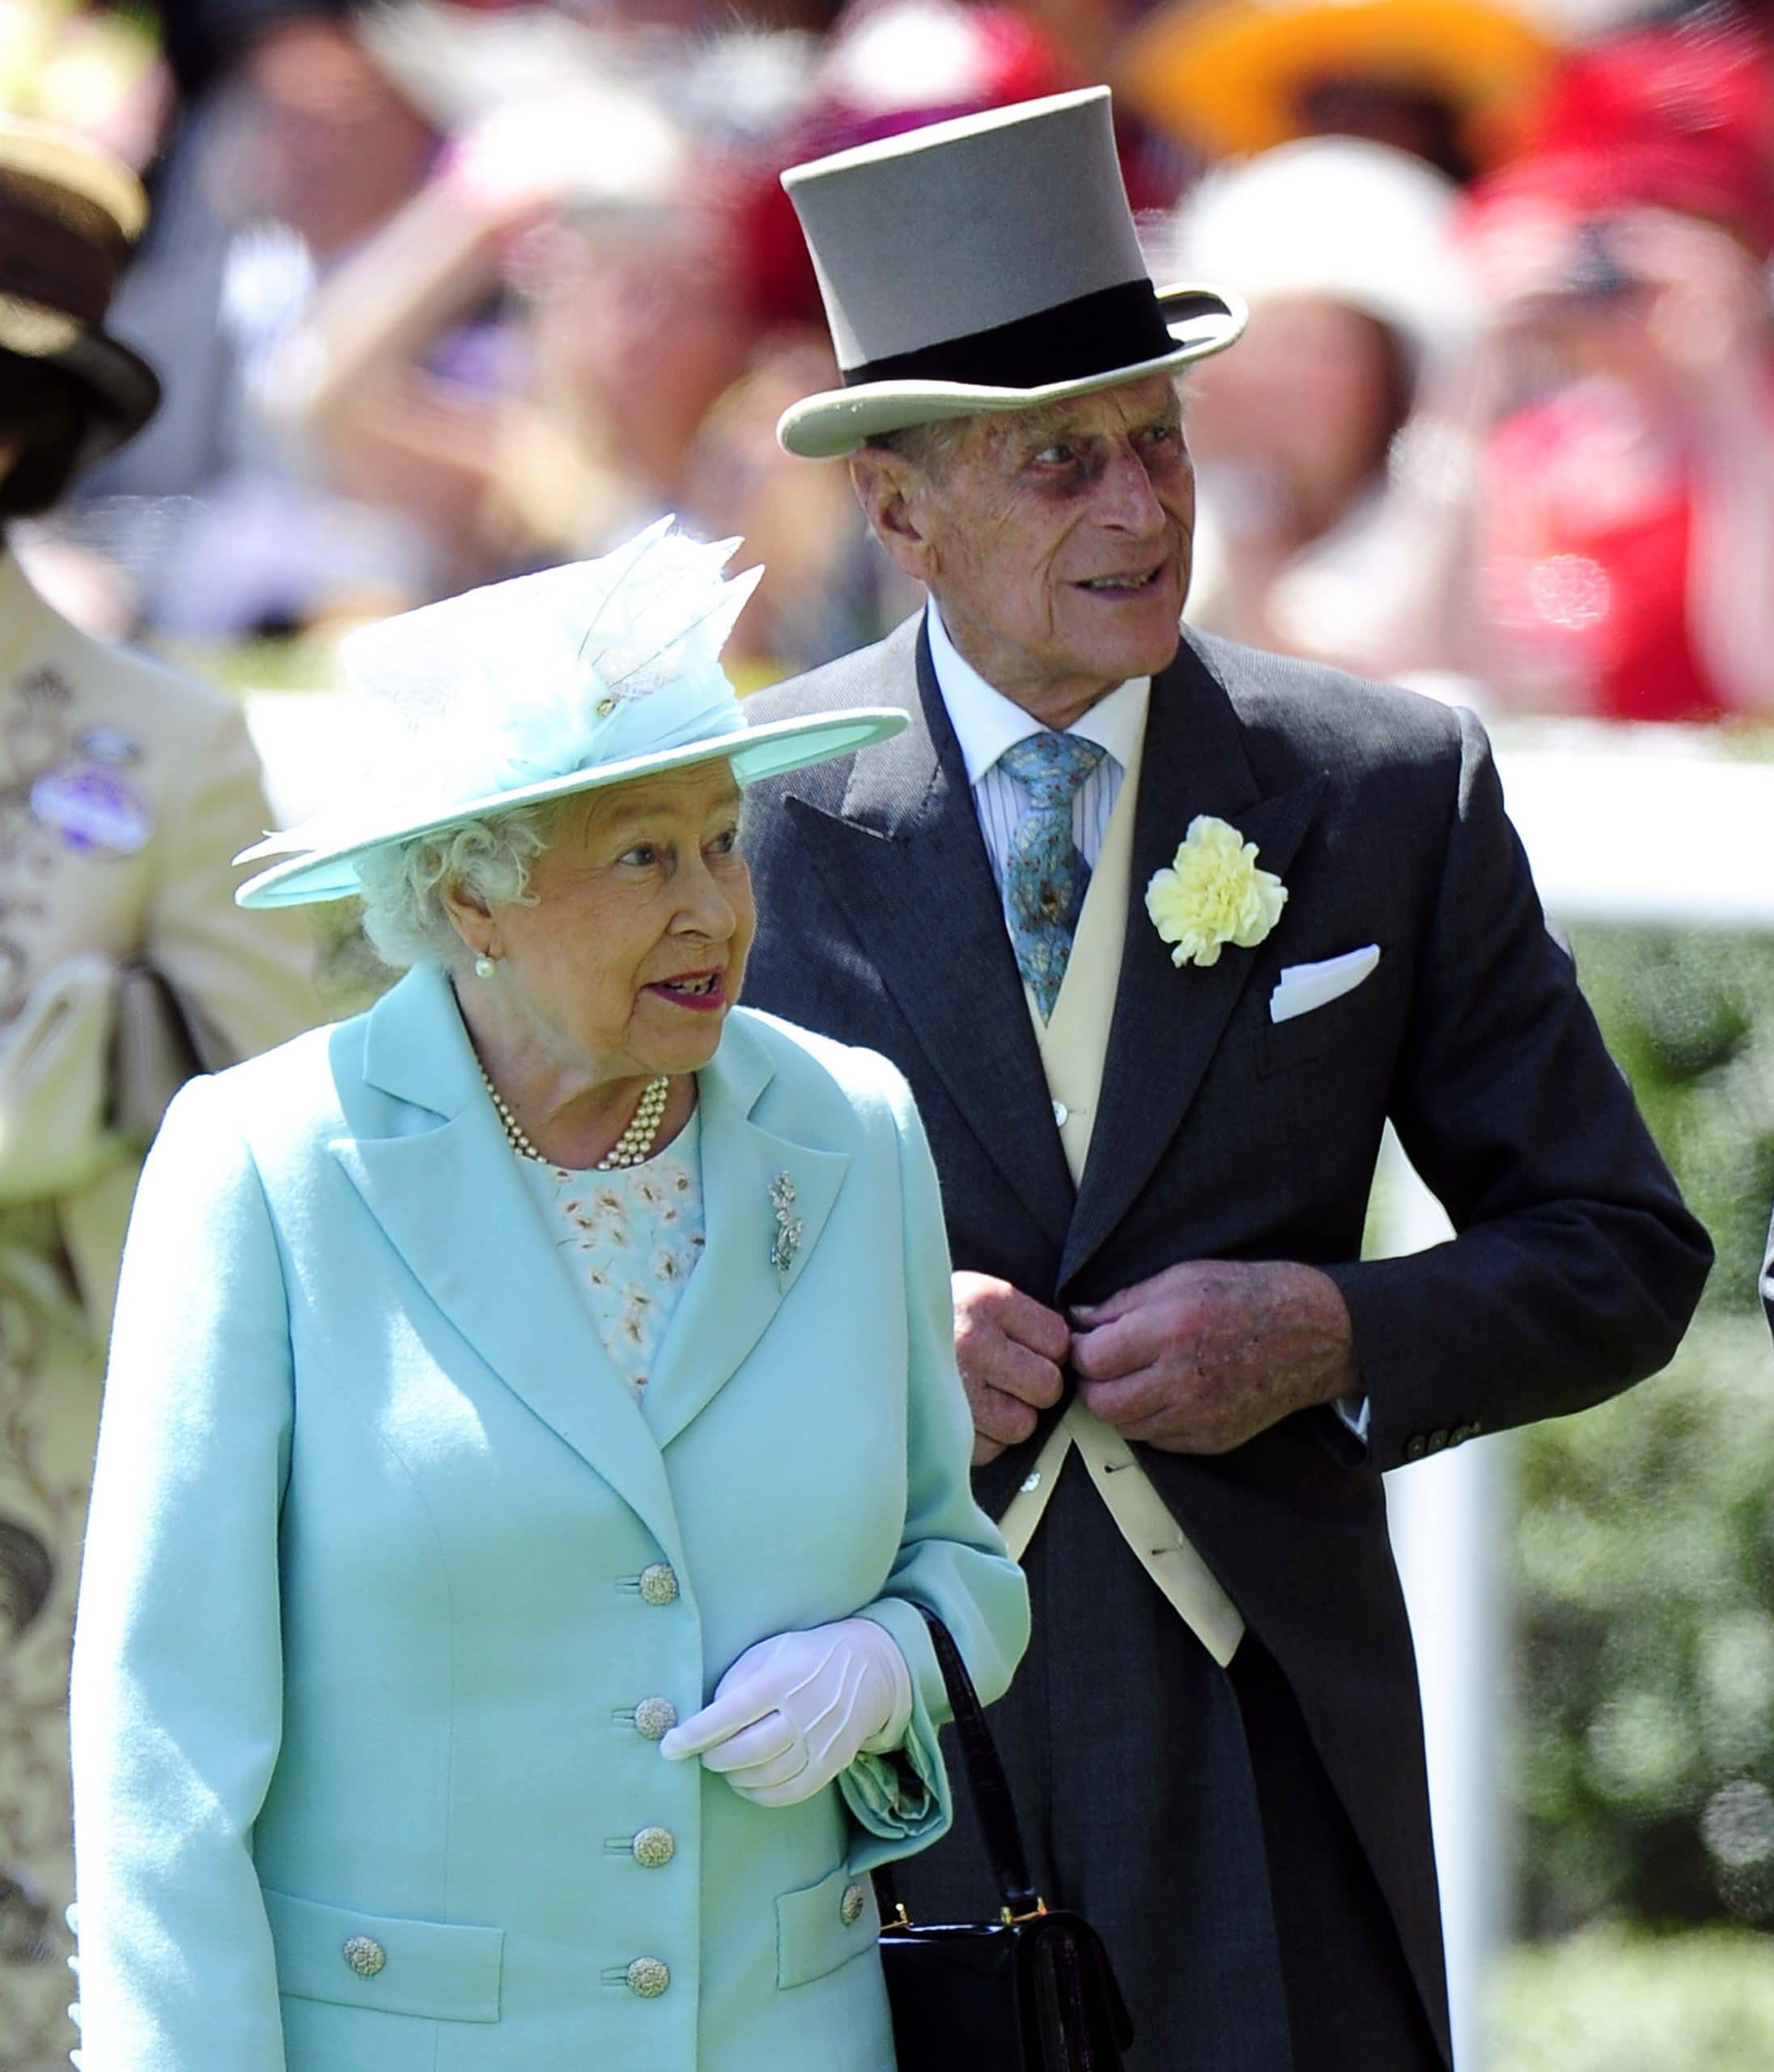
(874, 1611, 1134, 2071)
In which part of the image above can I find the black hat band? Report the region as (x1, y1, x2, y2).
(0, 188, 121, 333)
(841, 278, 1199, 393)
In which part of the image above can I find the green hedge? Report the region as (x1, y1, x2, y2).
(1512, 926, 1774, 1944)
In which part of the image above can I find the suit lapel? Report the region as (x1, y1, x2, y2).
(643, 1016, 847, 1447)
(784, 621, 1073, 1250)
(333, 967, 686, 1570)
(1060, 645, 1325, 1289)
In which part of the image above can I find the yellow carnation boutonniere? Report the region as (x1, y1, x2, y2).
(1145, 815, 1288, 969)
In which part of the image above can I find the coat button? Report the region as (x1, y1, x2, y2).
(634, 1696, 678, 1740)
(342, 1936, 386, 1978)
(639, 1563, 679, 1607)
(632, 1826, 676, 1869)
(626, 1955, 670, 1998)
(839, 1881, 869, 1928)
(1426, 1429, 1449, 1453)
(1403, 1435, 1427, 1462)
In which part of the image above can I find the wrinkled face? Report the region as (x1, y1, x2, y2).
(894, 373, 1195, 709)
(489, 759, 755, 1086)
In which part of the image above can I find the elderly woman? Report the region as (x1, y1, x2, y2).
(68, 522, 1029, 2070)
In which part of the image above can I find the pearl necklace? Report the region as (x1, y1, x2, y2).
(477, 1064, 672, 1170)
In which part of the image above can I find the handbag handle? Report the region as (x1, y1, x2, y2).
(874, 1607, 1044, 1925)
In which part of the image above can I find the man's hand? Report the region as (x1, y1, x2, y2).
(1069, 1261, 1359, 1454)
(953, 1272, 1069, 1467)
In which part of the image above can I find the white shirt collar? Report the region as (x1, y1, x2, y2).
(924, 598, 1148, 788)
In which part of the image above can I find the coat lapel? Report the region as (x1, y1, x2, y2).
(1059, 643, 1326, 1289)
(783, 622, 1074, 1251)
(641, 1014, 848, 1448)
(331, 966, 687, 1571)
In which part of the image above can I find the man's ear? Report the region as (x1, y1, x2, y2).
(849, 448, 939, 584)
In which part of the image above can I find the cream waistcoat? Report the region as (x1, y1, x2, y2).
(993, 722, 1244, 1667)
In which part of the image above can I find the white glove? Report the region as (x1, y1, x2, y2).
(660, 1618, 915, 1807)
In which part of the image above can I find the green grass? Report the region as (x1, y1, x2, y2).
(1489, 1929, 1774, 2072)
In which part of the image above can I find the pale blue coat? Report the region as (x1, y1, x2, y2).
(70, 965, 1029, 2072)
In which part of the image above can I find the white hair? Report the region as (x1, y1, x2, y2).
(356, 805, 555, 970)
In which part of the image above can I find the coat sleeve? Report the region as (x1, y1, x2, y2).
(1322, 706, 1712, 1471)
(70, 1073, 293, 2071)
(145, 694, 319, 1067)
(842, 1059, 1032, 1864)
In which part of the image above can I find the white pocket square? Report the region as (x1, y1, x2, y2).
(1268, 945, 1381, 1025)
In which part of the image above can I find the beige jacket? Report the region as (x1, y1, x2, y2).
(0, 548, 318, 1333)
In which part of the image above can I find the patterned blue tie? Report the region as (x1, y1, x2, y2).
(998, 732, 1107, 1018)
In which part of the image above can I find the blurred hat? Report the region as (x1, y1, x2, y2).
(1165, 138, 1472, 362)
(1466, 23, 1774, 252)
(1118, 0, 1559, 171)
(235, 520, 906, 910)
(0, 116, 158, 454)
(775, 87, 1245, 460)
(354, 1, 607, 129)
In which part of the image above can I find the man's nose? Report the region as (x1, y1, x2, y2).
(1094, 443, 1169, 534)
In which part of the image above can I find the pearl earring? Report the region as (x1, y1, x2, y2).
(474, 954, 497, 979)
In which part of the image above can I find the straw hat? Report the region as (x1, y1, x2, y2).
(1118, 0, 1559, 171)
(775, 87, 1245, 461)
(234, 520, 906, 910)
(0, 115, 159, 453)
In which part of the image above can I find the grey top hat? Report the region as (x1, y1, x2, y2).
(776, 87, 1245, 460)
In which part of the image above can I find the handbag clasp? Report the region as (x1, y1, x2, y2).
(999, 1898, 1049, 1926)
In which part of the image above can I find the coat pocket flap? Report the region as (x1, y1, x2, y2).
(263, 1886, 503, 2023)
(776, 1866, 879, 1989)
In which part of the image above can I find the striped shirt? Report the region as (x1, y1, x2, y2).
(923, 600, 1149, 898)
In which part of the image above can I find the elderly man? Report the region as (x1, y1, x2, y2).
(740, 90, 1712, 2071)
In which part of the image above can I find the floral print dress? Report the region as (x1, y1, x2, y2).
(515, 1109, 705, 1396)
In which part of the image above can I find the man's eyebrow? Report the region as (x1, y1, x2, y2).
(994, 400, 1185, 457)
(991, 409, 1093, 456)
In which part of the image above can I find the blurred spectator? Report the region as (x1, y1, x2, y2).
(1116, 0, 1560, 182)
(1165, 137, 1473, 673)
(280, 0, 1093, 675)
(74, 9, 444, 634)
(1393, 20, 1774, 718)
(0, 117, 316, 2066)
(272, 70, 745, 575)
(152, 0, 350, 102)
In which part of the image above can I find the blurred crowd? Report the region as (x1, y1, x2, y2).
(11, 0, 1774, 719)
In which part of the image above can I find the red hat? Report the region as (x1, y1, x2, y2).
(1469, 22, 1774, 253)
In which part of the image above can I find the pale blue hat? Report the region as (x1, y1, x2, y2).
(235, 520, 905, 909)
